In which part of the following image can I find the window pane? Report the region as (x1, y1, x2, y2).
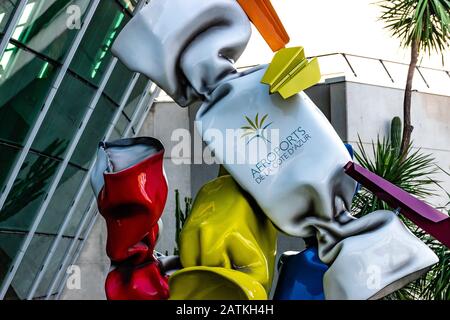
(124, 76, 148, 118)
(0, 44, 58, 146)
(64, 187, 93, 237)
(36, 165, 85, 235)
(68, 0, 130, 86)
(113, 113, 131, 138)
(35, 237, 72, 298)
(0, 0, 18, 34)
(0, 231, 24, 298)
(108, 129, 121, 142)
(9, 234, 73, 299)
(70, 95, 117, 168)
(0, 143, 20, 194)
(9, 233, 54, 299)
(31, 73, 95, 157)
(80, 211, 96, 239)
(0, 153, 59, 231)
(10, 0, 91, 62)
(104, 60, 133, 105)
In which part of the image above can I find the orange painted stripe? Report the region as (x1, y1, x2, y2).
(237, 0, 290, 52)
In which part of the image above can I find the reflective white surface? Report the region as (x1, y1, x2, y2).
(112, 0, 251, 107)
(196, 66, 356, 237)
(90, 139, 160, 197)
(323, 210, 439, 300)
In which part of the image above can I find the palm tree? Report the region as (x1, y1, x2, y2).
(378, 0, 449, 156)
(352, 118, 450, 299)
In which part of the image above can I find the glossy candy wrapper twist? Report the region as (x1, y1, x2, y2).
(91, 138, 170, 300)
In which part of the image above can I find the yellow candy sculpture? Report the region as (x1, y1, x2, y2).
(169, 175, 277, 300)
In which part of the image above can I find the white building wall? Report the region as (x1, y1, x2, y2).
(344, 82, 450, 208)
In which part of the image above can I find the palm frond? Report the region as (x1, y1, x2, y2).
(259, 114, 269, 128)
(378, 0, 450, 54)
(245, 116, 258, 130)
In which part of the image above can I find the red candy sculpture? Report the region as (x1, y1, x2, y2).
(90, 137, 170, 300)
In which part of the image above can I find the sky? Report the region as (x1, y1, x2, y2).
(237, 0, 449, 70)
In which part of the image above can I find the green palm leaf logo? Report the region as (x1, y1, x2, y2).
(240, 113, 273, 144)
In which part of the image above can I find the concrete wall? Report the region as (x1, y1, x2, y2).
(142, 101, 192, 256)
(60, 217, 109, 300)
(343, 81, 450, 208)
(61, 79, 449, 299)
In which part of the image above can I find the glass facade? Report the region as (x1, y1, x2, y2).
(0, 0, 156, 300)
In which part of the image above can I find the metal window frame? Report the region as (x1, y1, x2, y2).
(0, 0, 103, 300)
(0, 56, 117, 300)
(0, 0, 101, 211)
(43, 79, 154, 299)
(37, 23, 150, 300)
(34, 76, 141, 299)
(45, 199, 96, 299)
(43, 0, 153, 300)
(0, 0, 153, 299)
(46, 83, 160, 300)
(123, 85, 159, 137)
(27, 10, 152, 300)
(26, 69, 139, 300)
(133, 88, 161, 137)
(0, 0, 29, 57)
(27, 74, 138, 299)
(39, 0, 151, 300)
(54, 204, 98, 300)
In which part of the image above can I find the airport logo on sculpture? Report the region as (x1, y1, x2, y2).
(240, 113, 273, 144)
(250, 125, 312, 184)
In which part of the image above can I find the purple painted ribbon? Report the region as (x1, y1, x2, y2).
(344, 161, 450, 248)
